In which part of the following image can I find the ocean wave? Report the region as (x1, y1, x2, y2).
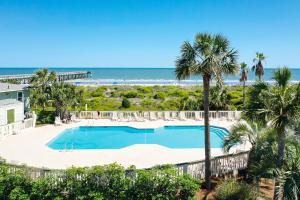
(67, 79, 300, 86)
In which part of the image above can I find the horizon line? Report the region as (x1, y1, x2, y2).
(0, 66, 300, 69)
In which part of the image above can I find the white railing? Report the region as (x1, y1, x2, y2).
(70, 110, 242, 121)
(176, 151, 249, 179)
(0, 151, 249, 180)
(0, 118, 35, 138)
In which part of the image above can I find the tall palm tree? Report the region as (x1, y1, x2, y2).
(252, 52, 266, 81)
(30, 68, 57, 110)
(175, 33, 238, 189)
(240, 62, 249, 108)
(259, 67, 300, 168)
(256, 67, 300, 199)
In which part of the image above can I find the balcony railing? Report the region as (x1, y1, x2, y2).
(0, 118, 35, 138)
(0, 151, 249, 180)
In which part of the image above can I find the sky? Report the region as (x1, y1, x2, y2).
(0, 0, 299, 68)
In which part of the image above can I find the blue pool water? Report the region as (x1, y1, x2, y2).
(47, 126, 228, 150)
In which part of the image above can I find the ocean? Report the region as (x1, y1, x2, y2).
(0, 67, 300, 85)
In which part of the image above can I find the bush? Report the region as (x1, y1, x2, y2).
(8, 187, 30, 200)
(0, 163, 199, 200)
(122, 98, 131, 108)
(36, 110, 55, 124)
(214, 179, 260, 200)
(122, 91, 138, 98)
(137, 86, 153, 93)
(90, 87, 106, 98)
(168, 88, 189, 98)
(153, 92, 166, 100)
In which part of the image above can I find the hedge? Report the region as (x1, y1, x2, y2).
(0, 163, 200, 200)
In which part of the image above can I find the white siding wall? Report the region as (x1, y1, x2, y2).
(0, 102, 24, 126)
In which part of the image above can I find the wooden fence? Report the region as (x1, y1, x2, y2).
(0, 151, 249, 180)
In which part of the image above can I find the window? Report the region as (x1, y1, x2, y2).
(17, 92, 23, 102)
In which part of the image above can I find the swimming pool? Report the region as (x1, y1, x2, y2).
(47, 126, 228, 150)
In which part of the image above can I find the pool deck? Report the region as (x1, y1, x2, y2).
(0, 119, 249, 169)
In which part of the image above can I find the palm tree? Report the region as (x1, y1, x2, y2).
(223, 119, 265, 152)
(30, 68, 57, 110)
(255, 67, 300, 199)
(258, 67, 300, 168)
(240, 62, 249, 108)
(209, 85, 230, 111)
(252, 52, 266, 81)
(50, 82, 82, 120)
(175, 33, 238, 189)
(278, 137, 300, 199)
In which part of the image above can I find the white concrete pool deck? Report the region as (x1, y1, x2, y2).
(0, 119, 245, 169)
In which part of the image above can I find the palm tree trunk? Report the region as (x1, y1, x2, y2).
(277, 127, 285, 168)
(243, 81, 246, 109)
(203, 75, 211, 190)
(274, 126, 285, 200)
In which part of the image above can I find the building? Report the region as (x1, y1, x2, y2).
(0, 83, 30, 126)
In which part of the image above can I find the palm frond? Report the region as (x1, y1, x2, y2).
(273, 67, 292, 88)
(175, 42, 196, 80)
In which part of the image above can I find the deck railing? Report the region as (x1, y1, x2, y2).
(71, 110, 242, 120)
(0, 151, 249, 180)
(0, 118, 35, 138)
(176, 151, 249, 179)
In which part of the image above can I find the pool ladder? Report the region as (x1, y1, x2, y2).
(64, 142, 74, 152)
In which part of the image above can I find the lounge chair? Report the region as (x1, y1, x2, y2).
(149, 112, 157, 121)
(70, 114, 80, 123)
(164, 112, 174, 121)
(54, 117, 63, 126)
(118, 113, 129, 122)
(179, 111, 187, 121)
(111, 112, 118, 121)
(134, 113, 145, 122)
(194, 112, 202, 121)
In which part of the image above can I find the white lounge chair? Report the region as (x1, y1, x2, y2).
(133, 113, 145, 122)
(118, 113, 129, 122)
(111, 112, 118, 121)
(179, 111, 187, 121)
(149, 112, 157, 121)
(194, 112, 202, 121)
(164, 112, 174, 121)
(54, 117, 63, 126)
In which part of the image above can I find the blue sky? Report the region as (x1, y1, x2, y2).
(0, 0, 299, 68)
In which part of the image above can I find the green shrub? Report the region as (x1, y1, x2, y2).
(122, 91, 138, 98)
(137, 86, 153, 93)
(31, 177, 62, 200)
(8, 187, 30, 200)
(0, 165, 31, 199)
(36, 110, 55, 124)
(122, 98, 131, 108)
(0, 163, 199, 200)
(88, 97, 121, 111)
(214, 179, 260, 200)
(90, 87, 106, 97)
(127, 166, 199, 200)
(153, 92, 166, 100)
(140, 99, 158, 110)
(168, 89, 189, 98)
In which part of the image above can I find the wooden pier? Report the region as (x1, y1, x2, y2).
(0, 71, 91, 84)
